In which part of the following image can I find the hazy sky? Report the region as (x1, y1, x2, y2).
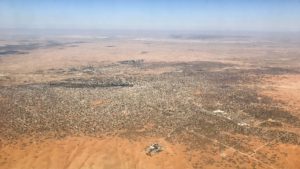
(0, 0, 300, 31)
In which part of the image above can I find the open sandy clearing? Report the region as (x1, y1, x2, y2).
(261, 75, 300, 117)
(0, 136, 193, 169)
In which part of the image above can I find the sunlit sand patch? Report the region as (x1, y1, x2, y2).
(252, 141, 300, 169)
(261, 74, 300, 116)
(90, 99, 111, 108)
(0, 136, 193, 169)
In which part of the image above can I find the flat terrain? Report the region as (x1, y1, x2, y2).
(0, 33, 300, 169)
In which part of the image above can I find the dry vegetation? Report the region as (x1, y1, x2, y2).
(0, 34, 300, 169)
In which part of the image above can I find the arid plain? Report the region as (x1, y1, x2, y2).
(0, 32, 300, 169)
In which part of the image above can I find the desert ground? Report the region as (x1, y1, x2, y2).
(0, 31, 300, 169)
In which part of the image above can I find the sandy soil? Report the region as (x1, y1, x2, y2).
(261, 75, 300, 117)
(258, 75, 300, 169)
(252, 141, 300, 169)
(0, 136, 193, 169)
